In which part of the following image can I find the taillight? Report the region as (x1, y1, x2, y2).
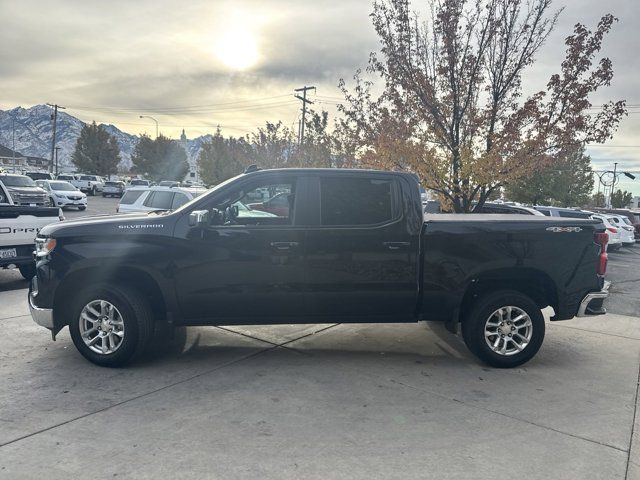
(594, 232, 608, 275)
(607, 227, 617, 234)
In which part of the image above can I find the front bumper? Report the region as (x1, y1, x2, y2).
(576, 281, 611, 317)
(28, 277, 54, 329)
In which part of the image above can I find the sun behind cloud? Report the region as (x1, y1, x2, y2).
(214, 23, 259, 70)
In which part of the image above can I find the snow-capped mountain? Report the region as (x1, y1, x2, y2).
(0, 105, 210, 171)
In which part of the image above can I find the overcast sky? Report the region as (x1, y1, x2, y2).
(1, 0, 639, 193)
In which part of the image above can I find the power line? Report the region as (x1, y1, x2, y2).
(66, 94, 294, 113)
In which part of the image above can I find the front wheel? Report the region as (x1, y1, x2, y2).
(78, 205, 86, 211)
(461, 290, 545, 368)
(68, 284, 153, 367)
(48, 197, 55, 207)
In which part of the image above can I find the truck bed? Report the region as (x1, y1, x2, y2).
(420, 213, 604, 322)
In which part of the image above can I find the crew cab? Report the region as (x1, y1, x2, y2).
(29, 168, 610, 368)
(72, 174, 104, 196)
(0, 180, 63, 279)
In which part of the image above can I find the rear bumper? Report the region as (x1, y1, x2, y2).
(576, 281, 611, 317)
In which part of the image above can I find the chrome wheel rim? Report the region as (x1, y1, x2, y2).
(79, 300, 125, 355)
(484, 306, 533, 356)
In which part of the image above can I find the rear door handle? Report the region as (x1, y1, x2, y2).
(270, 241, 299, 250)
(383, 241, 410, 250)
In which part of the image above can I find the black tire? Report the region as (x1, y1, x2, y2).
(78, 205, 86, 211)
(48, 197, 55, 207)
(102, 193, 107, 197)
(461, 290, 545, 368)
(68, 284, 154, 367)
(18, 263, 36, 280)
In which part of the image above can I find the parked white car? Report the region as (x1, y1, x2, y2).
(35, 180, 87, 210)
(72, 174, 105, 196)
(606, 214, 636, 246)
(591, 214, 622, 250)
(117, 186, 207, 214)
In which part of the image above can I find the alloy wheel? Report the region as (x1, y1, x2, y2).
(79, 299, 125, 354)
(484, 306, 533, 356)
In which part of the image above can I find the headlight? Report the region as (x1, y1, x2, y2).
(55, 194, 66, 199)
(35, 237, 57, 257)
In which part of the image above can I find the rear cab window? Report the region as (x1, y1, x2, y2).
(319, 176, 395, 226)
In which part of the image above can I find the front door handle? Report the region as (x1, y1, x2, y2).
(270, 241, 299, 250)
(383, 241, 410, 250)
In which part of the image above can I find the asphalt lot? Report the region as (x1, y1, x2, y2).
(1, 196, 639, 479)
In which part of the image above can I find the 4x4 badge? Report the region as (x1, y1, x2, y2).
(546, 226, 582, 233)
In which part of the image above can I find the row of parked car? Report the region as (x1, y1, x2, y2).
(473, 202, 639, 249)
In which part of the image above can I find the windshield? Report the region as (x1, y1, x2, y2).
(0, 175, 37, 187)
(131, 180, 148, 185)
(172, 174, 241, 215)
(50, 181, 76, 191)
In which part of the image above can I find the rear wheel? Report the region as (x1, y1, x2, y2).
(68, 284, 153, 367)
(461, 290, 545, 368)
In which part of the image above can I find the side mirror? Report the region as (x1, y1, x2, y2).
(188, 209, 210, 227)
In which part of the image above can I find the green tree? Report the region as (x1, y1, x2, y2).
(506, 146, 594, 206)
(71, 122, 120, 176)
(197, 128, 250, 185)
(130, 134, 189, 182)
(591, 192, 606, 207)
(610, 189, 633, 208)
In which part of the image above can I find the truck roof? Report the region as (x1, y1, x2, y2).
(425, 214, 601, 224)
(243, 167, 416, 179)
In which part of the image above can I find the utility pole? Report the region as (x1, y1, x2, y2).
(47, 103, 66, 173)
(294, 86, 315, 145)
(54, 147, 61, 176)
(11, 114, 16, 173)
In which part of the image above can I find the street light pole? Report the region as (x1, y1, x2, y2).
(139, 115, 159, 139)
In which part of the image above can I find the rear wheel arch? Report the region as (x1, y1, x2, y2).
(458, 269, 558, 321)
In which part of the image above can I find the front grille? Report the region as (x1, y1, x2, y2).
(14, 194, 47, 204)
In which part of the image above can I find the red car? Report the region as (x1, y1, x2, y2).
(247, 192, 291, 217)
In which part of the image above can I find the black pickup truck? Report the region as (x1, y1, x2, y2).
(29, 168, 610, 368)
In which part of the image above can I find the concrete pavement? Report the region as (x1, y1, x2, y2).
(1, 286, 639, 479)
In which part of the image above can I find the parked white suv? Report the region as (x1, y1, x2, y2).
(607, 214, 636, 246)
(117, 186, 207, 213)
(590, 214, 622, 250)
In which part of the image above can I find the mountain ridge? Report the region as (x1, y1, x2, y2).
(0, 105, 211, 171)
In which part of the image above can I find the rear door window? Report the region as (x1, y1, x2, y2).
(320, 176, 395, 226)
(120, 189, 146, 205)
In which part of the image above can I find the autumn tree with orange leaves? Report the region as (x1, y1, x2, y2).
(338, 0, 626, 212)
